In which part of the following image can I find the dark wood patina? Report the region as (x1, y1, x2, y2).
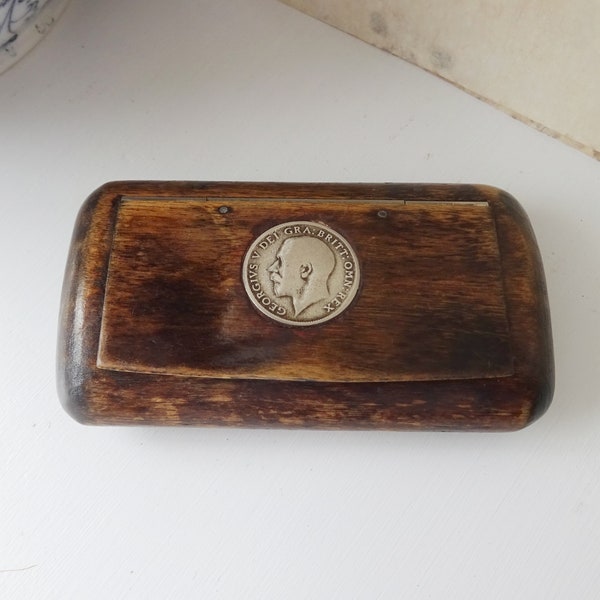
(57, 182, 553, 430)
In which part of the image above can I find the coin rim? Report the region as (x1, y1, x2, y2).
(242, 220, 361, 327)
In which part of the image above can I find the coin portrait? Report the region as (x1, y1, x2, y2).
(242, 221, 361, 326)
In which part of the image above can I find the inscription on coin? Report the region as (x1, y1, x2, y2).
(242, 221, 361, 326)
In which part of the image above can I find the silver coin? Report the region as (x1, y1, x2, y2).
(242, 221, 361, 326)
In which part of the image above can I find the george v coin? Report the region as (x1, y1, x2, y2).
(242, 221, 361, 326)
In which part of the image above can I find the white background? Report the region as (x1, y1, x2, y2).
(1, 1, 599, 598)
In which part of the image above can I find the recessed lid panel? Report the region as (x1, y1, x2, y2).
(97, 197, 512, 382)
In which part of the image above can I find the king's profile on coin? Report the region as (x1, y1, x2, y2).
(242, 221, 360, 326)
(268, 235, 335, 317)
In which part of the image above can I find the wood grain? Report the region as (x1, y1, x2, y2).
(57, 182, 554, 430)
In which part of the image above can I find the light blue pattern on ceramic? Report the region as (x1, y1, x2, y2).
(1, 0, 49, 49)
(1, 0, 69, 73)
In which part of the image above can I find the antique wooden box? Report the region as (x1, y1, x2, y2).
(57, 181, 554, 430)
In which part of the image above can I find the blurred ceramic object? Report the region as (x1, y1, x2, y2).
(1, 0, 70, 75)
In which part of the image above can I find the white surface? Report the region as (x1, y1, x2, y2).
(1, 1, 599, 598)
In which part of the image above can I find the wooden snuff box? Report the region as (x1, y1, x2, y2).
(57, 182, 554, 430)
